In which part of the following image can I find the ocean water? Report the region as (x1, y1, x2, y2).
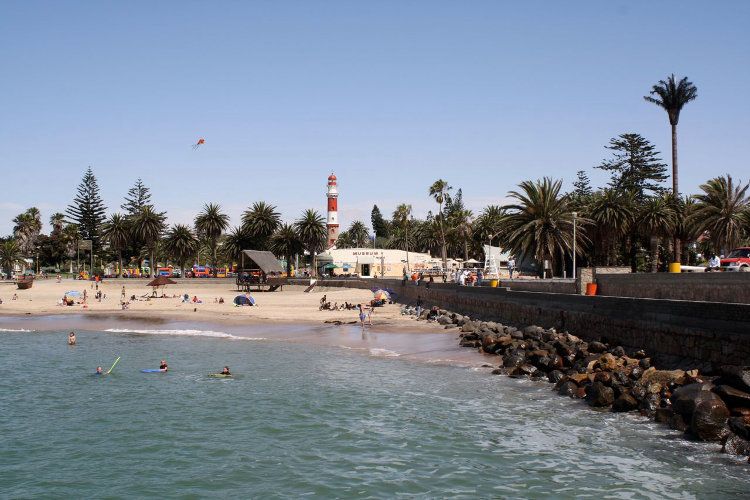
(1, 322, 749, 499)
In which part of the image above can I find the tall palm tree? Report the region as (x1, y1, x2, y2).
(452, 209, 474, 262)
(0, 239, 25, 277)
(270, 223, 304, 276)
(504, 178, 588, 277)
(589, 189, 635, 265)
(294, 209, 327, 276)
(101, 213, 130, 277)
(49, 213, 66, 234)
(163, 224, 199, 277)
(221, 226, 252, 265)
(429, 179, 451, 270)
(194, 203, 230, 277)
(241, 201, 281, 250)
(639, 196, 676, 272)
(393, 204, 412, 272)
(131, 206, 166, 276)
(347, 220, 369, 247)
(474, 205, 507, 246)
(692, 175, 750, 255)
(644, 74, 698, 262)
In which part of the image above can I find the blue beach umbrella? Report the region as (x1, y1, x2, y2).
(65, 290, 83, 296)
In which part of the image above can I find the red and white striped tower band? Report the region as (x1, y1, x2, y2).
(326, 172, 339, 248)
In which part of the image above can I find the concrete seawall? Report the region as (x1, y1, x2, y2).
(297, 278, 750, 368)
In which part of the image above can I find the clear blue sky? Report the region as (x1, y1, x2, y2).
(2, 1, 748, 236)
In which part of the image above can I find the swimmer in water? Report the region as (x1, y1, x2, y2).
(95, 366, 104, 375)
(221, 366, 231, 375)
(68, 332, 76, 345)
(159, 360, 168, 371)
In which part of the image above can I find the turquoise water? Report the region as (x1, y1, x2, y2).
(1, 322, 749, 499)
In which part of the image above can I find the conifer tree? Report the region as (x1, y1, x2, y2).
(371, 205, 389, 239)
(122, 178, 155, 216)
(572, 170, 593, 198)
(596, 134, 668, 201)
(65, 167, 107, 251)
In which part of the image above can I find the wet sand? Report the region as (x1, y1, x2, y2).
(0, 278, 492, 367)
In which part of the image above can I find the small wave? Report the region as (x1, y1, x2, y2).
(104, 328, 265, 341)
(369, 348, 400, 357)
(0, 328, 33, 332)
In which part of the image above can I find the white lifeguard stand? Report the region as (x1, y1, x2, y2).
(483, 244, 501, 279)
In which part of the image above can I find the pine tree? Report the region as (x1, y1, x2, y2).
(573, 170, 593, 198)
(596, 134, 668, 201)
(65, 167, 107, 251)
(121, 178, 154, 216)
(371, 205, 389, 239)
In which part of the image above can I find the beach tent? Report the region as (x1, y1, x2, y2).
(233, 294, 256, 306)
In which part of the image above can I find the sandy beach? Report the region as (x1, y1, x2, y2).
(0, 277, 488, 366)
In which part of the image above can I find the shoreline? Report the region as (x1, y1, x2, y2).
(0, 279, 491, 367)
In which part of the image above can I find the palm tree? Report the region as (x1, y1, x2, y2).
(639, 196, 676, 272)
(101, 213, 130, 276)
(504, 178, 588, 277)
(589, 189, 635, 265)
(163, 224, 199, 277)
(347, 220, 369, 247)
(474, 205, 507, 245)
(270, 223, 304, 276)
(242, 201, 281, 250)
(221, 226, 252, 265)
(429, 179, 451, 270)
(644, 74, 698, 263)
(131, 206, 166, 276)
(194, 203, 230, 277)
(294, 209, 327, 276)
(49, 213, 66, 234)
(452, 209, 474, 262)
(0, 239, 25, 277)
(692, 175, 750, 255)
(393, 204, 412, 272)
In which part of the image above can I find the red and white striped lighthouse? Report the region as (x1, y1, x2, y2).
(326, 172, 339, 248)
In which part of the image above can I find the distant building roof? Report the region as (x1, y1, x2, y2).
(240, 250, 284, 274)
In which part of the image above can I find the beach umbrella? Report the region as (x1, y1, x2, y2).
(342, 264, 354, 270)
(65, 290, 83, 296)
(374, 292, 389, 301)
(147, 275, 177, 287)
(233, 294, 256, 306)
(323, 263, 339, 269)
(373, 289, 391, 298)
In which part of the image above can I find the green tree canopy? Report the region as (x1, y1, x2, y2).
(65, 167, 107, 252)
(596, 134, 667, 201)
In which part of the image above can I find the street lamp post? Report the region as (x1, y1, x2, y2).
(572, 212, 577, 283)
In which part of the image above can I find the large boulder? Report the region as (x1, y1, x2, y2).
(613, 393, 639, 413)
(588, 341, 607, 353)
(716, 366, 750, 393)
(547, 370, 565, 384)
(597, 353, 619, 371)
(723, 433, 750, 456)
(712, 385, 750, 409)
(691, 399, 730, 441)
(728, 416, 750, 441)
(503, 350, 527, 370)
(587, 381, 615, 407)
(639, 367, 686, 387)
(671, 383, 718, 418)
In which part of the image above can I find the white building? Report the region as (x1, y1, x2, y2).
(317, 248, 433, 278)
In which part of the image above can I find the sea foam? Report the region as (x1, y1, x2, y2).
(104, 328, 265, 341)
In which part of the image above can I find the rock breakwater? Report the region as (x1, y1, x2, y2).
(408, 306, 750, 463)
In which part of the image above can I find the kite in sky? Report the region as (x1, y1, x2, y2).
(192, 138, 205, 150)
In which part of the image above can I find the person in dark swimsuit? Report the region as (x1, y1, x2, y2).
(221, 366, 231, 375)
(160, 360, 168, 371)
(95, 366, 104, 375)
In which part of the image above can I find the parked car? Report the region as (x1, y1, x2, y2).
(720, 247, 750, 271)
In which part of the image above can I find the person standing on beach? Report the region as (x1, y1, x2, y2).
(121, 286, 126, 303)
(358, 304, 366, 328)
